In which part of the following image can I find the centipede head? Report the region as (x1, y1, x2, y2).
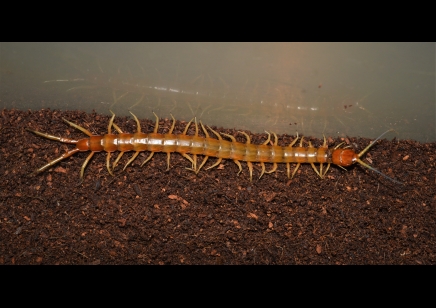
(331, 148, 358, 167)
(332, 129, 403, 185)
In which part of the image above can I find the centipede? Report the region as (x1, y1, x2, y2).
(26, 111, 402, 185)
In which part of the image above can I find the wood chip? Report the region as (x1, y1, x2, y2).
(118, 218, 127, 227)
(247, 212, 258, 220)
(54, 166, 67, 173)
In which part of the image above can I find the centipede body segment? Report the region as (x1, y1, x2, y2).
(26, 111, 402, 184)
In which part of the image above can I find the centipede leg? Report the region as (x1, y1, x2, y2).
(184, 117, 205, 173)
(124, 151, 140, 171)
(287, 134, 300, 179)
(291, 163, 301, 178)
(111, 122, 123, 134)
(61, 119, 93, 137)
(257, 132, 270, 179)
(196, 157, 209, 173)
(180, 118, 196, 171)
(310, 163, 322, 178)
(222, 132, 246, 179)
(107, 111, 120, 134)
(103, 112, 119, 176)
(113, 152, 124, 170)
(194, 121, 211, 174)
(192, 118, 199, 173)
(80, 152, 95, 179)
(206, 125, 224, 171)
(121, 111, 144, 171)
(287, 163, 290, 179)
(263, 131, 271, 145)
(110, 112, 124, 171)
(238, 131, 255, 181)
(234, 160, 243, 176)
(152, 112, 160, 133)
(192, 153, 198, 171)
(182, 153, 196, 171)
(308, 140, 323, 178)
(264, 132, 278, 176)
(247, 161, 253, 181)
(106, 152, 114, 176)
(320, 135, 331, 178)
(128, 111, 142, 132)
(30, 148, 81, 176)
(265, 163, 278, 175)
(259, 163, 266, 179)
(322, 163, 331, 177)
(138, 113, 161, 169)
(168, 114, 176, 134)
(165, 153, 172, 171)
(206, 158, 222, 170)
(290, 136, 307, 179)
(141, 152, 154, 167)
(182, 118, 194, 135)
(163, 115, 177, 171)
(195, 156, 209, 174)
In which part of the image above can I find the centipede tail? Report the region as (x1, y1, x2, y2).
(27, 112, 402, 184)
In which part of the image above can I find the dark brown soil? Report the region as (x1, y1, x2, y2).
(1, 109, 435, 265)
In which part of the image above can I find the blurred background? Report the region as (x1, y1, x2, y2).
(1, 42, 434, 142)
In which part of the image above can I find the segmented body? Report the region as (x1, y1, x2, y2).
(26, 112, 401, 184)
(85, 132, 332, 164)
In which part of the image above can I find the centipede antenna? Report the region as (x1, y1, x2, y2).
(26, 127, 80, 144)
(356, 158, 403, 185)
(358, 129, 394, 158)
(355, 129, 402, 184)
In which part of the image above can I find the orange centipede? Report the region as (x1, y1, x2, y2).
(26, 111, 402, 184)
